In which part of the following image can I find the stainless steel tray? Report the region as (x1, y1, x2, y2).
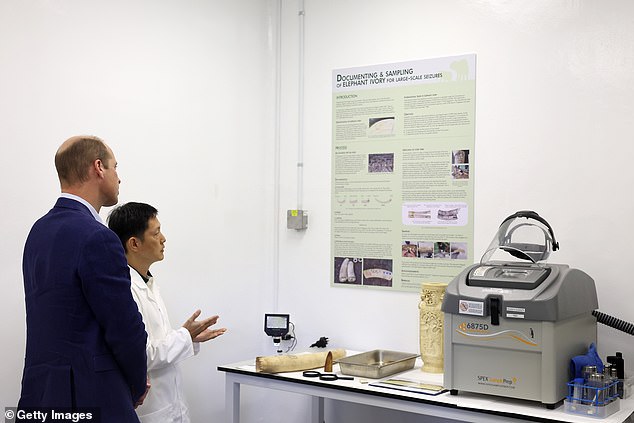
(336, 349, 418, 379)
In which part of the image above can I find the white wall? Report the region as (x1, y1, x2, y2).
(275, 0, 634, 421)
(0, 0, 276, 421)
(1, 1, 633, 423)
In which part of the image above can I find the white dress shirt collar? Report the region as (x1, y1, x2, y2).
(60, 193, 104, 224)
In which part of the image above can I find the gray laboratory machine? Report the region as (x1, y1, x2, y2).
(442, 211, 598, 407)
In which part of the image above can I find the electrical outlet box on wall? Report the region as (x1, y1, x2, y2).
(287, 209, 308, 230)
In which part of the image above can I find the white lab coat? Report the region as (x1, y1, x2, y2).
(128, 267, 199, 423)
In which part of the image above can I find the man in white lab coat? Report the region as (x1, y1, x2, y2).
(108, 202, 227, 422)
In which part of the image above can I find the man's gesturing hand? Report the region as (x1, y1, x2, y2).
(182, 309, 227, 343)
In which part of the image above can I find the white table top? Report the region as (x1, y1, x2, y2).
(219, 356, 634, 423)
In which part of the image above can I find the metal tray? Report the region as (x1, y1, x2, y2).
(336, 349, 418, 379)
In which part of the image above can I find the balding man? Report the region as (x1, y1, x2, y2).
(18, 136, 148, 422)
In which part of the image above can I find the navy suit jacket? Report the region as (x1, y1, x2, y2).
(19, 197, 147, 422)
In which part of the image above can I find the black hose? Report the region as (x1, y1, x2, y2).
(592, 310, 634, 336)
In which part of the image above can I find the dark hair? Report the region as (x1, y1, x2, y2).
(55, 136, 112, 185)
(107, 202, 158, 252)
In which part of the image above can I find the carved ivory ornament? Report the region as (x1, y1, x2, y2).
(419, 282, 448, 373)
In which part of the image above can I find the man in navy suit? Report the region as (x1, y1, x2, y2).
(19, 135, 149, 421)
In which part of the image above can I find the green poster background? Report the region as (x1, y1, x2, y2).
(331, 55, 476, 292)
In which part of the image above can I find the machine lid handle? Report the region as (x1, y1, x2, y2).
(489, 297, 500, 326)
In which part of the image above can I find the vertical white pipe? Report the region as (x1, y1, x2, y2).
(272, 0, 282, 311)
(297, 0, 305, 211)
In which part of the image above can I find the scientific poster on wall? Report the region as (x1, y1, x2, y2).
(331, 54, 476, 292)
